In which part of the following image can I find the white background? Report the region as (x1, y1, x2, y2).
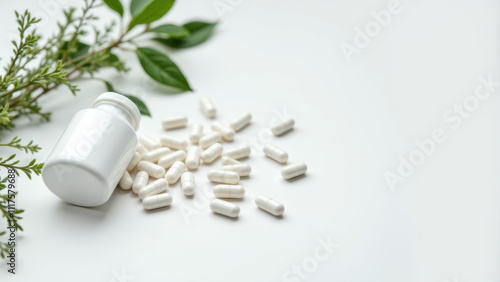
(0, 0, 499, 281)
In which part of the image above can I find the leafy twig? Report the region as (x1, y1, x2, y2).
(0, 136, 40, 154)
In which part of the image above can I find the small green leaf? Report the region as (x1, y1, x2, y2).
(61, 41, 90, 60)
(59, 41, 91, 66)
(153, 21, 216, 49)
(149, 24, 190, 38)
(104, 53, 119, 64)
(128, 0, 175, 30)
(103, 0, 124, 17)
(135, 47, 191, 91)
(104, 80, 118, 93)
(103, 81, 151, 117)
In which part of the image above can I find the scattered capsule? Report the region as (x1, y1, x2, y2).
(132, 171, 149, 194)
(138, 178, 168, 200)
(199, 131, 221, 149)
(201, 143, 223, 164)
(213, 185, 245, 199)
(181, 172, 195, 196)
(210, 199, 240, 218)
(189, 123, 203, 144)
(118, 170, 133, 190)
(200, 97, 216, 118)
(185, 146, 201, 169)
(230, 112, 251, 132)
(271, 117, 294, 136)
(281, 162, 307, 180)
(136, 145, 148, 155)
(139, 135, 161, 151)
(207, 170, 239, 184)
(160, 135, 188, 150)
(162, 115, 187, 130)
(222, 144, 250, 160)
(220, 164, 251, 177)
(137, 161, 166, 178)
(221, 156, 240, 166)
(158, 150, 186, 168)
(142, 147, 171, 163)
(211, 122, 235, 141)
(255, 195, 285, 216)
(165, 161, 186, 184)
(127, 152, 142, 171)
(142, 193, 173, 210)
(263, 144, 288, 163)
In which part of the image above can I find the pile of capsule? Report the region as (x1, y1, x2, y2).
(117, 97, 308, 218)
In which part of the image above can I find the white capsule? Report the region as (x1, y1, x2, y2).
(127, 152, 142, 171)
(142, 193, 173, 210)
(211, 122, 235, 141)
(136, 145, 148, 155)
(189, 123, 203, 144)
(142, 147, 171, 163)
(221, 156, 240, 166)
(222, 144, 251, 160)
(160, 135, 188, 150)
(199, 131, 221, 149)
(137, 161, 166, 178)
(213, 185, 245, 199)
(162, 115, 187, 130)
(139, 135, 161, 151)
(207, 170, 239, 184)
(185, 146, 201, 169)
(157, 150, 186, 168)
(201, 143, 223, 164)
(220, 164, 251, 177)
(271, 117, 294, 136)
(132, 171, 149, 194)
(165, 161, 186, 184)
(255, 195, 285, 216)
(210, 199, 240, 218)
(118, 170, 133, 190)
(200, 97, 216, 118)
(263, 144, 288, 163)
(281, 162, 307, 180)
(181, 172, 195, 196)
(229, 112, 251, 132)
(138, 178, 169, 200)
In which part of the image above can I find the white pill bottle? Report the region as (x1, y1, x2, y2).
(42, 92, 141, 207)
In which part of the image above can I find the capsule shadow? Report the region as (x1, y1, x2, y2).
(284, 174, 307, 183)
(211, 212, 239, 221)
(143, 205, 171, 213)
(256, 208, 285, 220)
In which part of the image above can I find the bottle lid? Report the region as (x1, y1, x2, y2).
(93, 92, 141, 131)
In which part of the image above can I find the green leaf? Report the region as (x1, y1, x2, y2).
(103, 0, 124, 17)
(59, 41, 90, 58)
(135, 47, 191, 91)
(149, 24, 189, 38)
(128, 0, 175, 30)
(103, 81, 151, 117)
(153, 21, 216, 49)
(59, 41, 91, 65)
(70, 42, 90, 59)
(104, 53, 119, 64)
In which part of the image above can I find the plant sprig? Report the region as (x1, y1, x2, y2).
(0, 136, 40, 154)
(0, 0, 217, 259)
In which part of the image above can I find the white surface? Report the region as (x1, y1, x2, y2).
(0, 0, 499, 281)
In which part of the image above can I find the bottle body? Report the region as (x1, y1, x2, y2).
(42, 93, 141, 207)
